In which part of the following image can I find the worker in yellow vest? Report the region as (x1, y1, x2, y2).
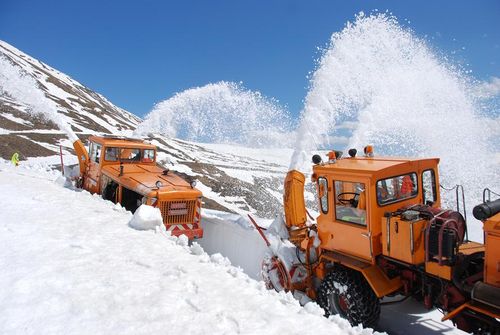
(11, 152, 19, 166)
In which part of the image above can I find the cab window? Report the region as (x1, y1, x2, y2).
(104, 147, 119, 161)
(143, 149, 155, 162)
(104, 147, 141, 162)
(89, 142, 102, 163)
(334, 180, 366, 226)
(317, 177, 329, 214)
(422, 169, 437, 205)
(120, 148, 141, 161)
(377, 173, 418, 206)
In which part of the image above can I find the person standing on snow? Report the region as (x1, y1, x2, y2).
(11, 152, 20, 166)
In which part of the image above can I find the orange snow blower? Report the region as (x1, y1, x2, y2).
(263, 147, 499, 333)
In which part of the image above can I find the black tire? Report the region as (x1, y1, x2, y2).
(317, 265, 380, 328)
(103, 183, 117, 202)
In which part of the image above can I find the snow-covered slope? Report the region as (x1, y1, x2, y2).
(0, 162, 374, 335)
(0, 41, 140, 133)
(0, 40, 140, 159)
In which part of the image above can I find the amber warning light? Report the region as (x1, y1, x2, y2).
(364, 145, 374, 157)
(327, 151, 337, 162)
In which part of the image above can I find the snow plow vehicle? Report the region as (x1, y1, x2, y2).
(263, 147, 500, 333)
(72, 135, 203, 239)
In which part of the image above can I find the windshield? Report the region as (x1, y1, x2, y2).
(104, 147, 152, 163)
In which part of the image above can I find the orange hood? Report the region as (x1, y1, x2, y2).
(101, 164, 201, 199)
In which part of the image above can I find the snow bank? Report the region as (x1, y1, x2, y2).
(128, 205, 163, 231)
(200, 210, 270, 279)
(0, 166, 377, 335)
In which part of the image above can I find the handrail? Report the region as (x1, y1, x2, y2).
(482, 187, 500, 203)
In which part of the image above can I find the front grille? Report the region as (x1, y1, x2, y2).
(158, 200, 196, 225)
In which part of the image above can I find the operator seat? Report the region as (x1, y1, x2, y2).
(357, 190, 366, 210)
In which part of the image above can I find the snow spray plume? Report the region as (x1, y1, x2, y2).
(290, 12, 499, 241)
(135, 81, 294, 148)
(0, 54, 78, 142)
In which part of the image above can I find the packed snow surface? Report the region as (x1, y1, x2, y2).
(0, 163, 378, 335)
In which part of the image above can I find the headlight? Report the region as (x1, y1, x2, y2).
(155, 180, 163, 188)
(190, 180, 197, 188)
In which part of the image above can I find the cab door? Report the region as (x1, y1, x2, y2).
(319, 177, 373, 261)
(83, 142, 102, 194)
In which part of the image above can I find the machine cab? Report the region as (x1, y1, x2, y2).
(312, 151, 440, 263)
(83, 136, 157, 194)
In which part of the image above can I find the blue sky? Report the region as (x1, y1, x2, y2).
(1, 1, 499, 118)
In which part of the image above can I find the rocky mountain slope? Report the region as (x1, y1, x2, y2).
(0, 40, 302, 218)
(0, 40, 140, 157)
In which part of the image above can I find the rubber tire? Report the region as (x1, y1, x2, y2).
(317, 265, 380, 328)
(103, 183, 117, 202)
